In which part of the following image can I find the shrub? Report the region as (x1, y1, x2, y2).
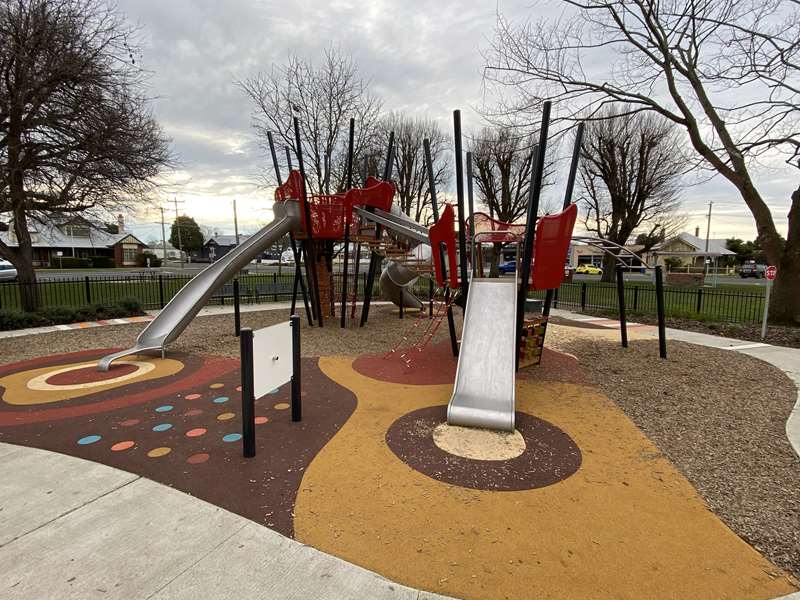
(0, 299, 145, 331)
(90, 255, 116, 268)
(56, 257, 92, 269)
(135, 251, 161, 268)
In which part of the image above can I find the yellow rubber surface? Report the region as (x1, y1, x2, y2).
(294, 356, 796, 600)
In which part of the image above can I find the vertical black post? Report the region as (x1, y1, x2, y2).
(655, 265, 667, 358)
(240, 328, 256, 458)
(233, 278, 241, 337)
(452, 110, 469, 301)
(615, 265, 628, 348)
(267, 132, 282, 184)
(294, 117, 324, 327)
(580, 282, 587, 311)
(563, 122, 585, 209)
(158, 274, 165, 309)
(424, 139, 440, 221)
(84, 276, 91, 304)
(290, 238, 312, 325)
(696, 288, 703, 314)
(428, 278, 433, 318)
(466, 151, 476, 278)
(341, 118, 355, 328)
(285, 146, 293, 171)
(290, 315, 301, 422)
(633, 286, 639, 311)
(553, 288, 559, 309)
(542, 289, 554, 318)
(360, 132, 394, 326)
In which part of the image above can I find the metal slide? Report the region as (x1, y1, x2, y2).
(447, 274, 518, 432)
(97, 201, 302, 371)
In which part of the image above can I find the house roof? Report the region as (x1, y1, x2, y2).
(653, 233, 735, 256)
(205, 234, 252, 247)
(0, 225, 144, 250)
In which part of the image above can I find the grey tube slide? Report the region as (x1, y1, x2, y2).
(447, 274, 518, 432)
(97, 201, 302, 371)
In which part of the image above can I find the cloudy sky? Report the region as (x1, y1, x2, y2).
(116, 0, 795, 245)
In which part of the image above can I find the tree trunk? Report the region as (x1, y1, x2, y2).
(15, 254, 39, 313)
(767, 186, 800, 324)
(600, 253, 617, 283)
(489, 243, 501, 277)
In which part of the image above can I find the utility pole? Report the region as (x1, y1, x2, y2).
(174, 196, 184, 269)
(704, 201, 713, 277)
(160, 207, 168, 269)
(233, 198, 240, 246)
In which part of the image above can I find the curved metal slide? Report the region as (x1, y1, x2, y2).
(447, 274, 518, 432)
(97, 201, 302, 371)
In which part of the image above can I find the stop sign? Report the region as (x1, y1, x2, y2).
(765, 265, 777, 280)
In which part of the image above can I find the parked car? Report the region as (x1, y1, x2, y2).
(498, 261, 516, 274)
(739, 260, 766, 278)
(0, 259, 18, 282)
(575, 264, 603, 275)
(280, 250, 296, 264)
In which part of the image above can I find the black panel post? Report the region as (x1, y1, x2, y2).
(563, 122, 585, 209)
(240, 328, 256, 458)
(655, 265, 667, 358)
(233, 278, 241, 337)
(294, 117, 323, 327)
(466, 151, 476, 278)
(616, 265, 628, 348)
(290, 315, 301, 422)
(453, 110, 469, 301)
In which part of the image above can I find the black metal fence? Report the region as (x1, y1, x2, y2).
(0, 271, 766, 324)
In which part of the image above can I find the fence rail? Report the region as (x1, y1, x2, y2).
(0, 272, 766, 324)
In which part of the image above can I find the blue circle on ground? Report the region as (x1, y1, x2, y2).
(77, 435, 101, 445)
(152, 423, 173, 432)
(155, 405, 174, 413)
(222, 433, 242, 443)
(269, 388, 280, 395)
(212, 396, 229, 404)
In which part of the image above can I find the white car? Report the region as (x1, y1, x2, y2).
(280, 249, 296, 264)
(0, 259, 18, 282)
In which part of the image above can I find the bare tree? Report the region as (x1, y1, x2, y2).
(470, 126, 553, 275)
(240, 48, 382, 195)
(0, 0, 171, 310)
(485, 0, 800, 322)
(579, 107, 685, 281)
(378, 112, 450, 225)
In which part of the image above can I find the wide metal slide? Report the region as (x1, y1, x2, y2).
(97, 202, 302, 371)
(447, 275, 518, 432)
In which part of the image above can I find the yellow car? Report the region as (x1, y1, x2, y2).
(575, 264, 603, 275)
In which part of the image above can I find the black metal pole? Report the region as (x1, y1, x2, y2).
(466, 151, 476, 278)
(563, 122, 585, 210)
(240, 328, 256, 458)
(424, 139, 440, 221)
(453, 110, 469, 301)
(616, 264, 628, 348)
(290, 238, 312, 325)
(341, 118, 355, 328)
(515, 102, 551, 370)
(285, 146, 293, 171)
(360, 132, 394, 326)
(294, 117, 324, 327)
(268, 132, 282, 184)
(233, 278, 241, 337)
(290, 315, 301, 422)
(655, 265, 667, 358)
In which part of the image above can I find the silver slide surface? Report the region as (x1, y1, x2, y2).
(447, 276, 518, 432)
(97, 201, 301, 371)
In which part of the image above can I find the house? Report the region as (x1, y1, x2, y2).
(651, 229, 735, 270)
(147, 244, 188, 263)
(201, 234, 251, 261)
(0, 215, 147, 267)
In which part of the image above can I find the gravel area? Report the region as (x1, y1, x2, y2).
(550, 331, 800, 580)
(0, 305, 462, 366)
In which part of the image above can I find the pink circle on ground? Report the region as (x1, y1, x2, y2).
(185, 428, 207, 438)
(186, 453, 210, 465)
(185, 394, 202, 401)
(254, 416, 269, 425)
(236, 386, 242, 392)
(111, 441, 135, 452)
(119, 419, 140, 427)
(184, 409, 203, 417)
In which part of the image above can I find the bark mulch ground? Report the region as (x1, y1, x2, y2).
(550, 333, 800, 580)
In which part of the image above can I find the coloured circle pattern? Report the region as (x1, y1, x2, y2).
(222, 433, 242, 443)
(274, 403, 290, 410)
(119, 419, 140, 427)
(111, 441, 135, 452)
(155, 405, 173, 413)
(254, 416, 269, 425)
(184, 409, 203, 417)
(147, 447, 171, 458)
(184, 393, 202, 400)
(152, 423, 173, 432)
(186, 453, 210, 465)
(212, 397, 229, 404)
(77, 435, 101, 445)
(209, 383, 224, 389)
(186, 428, 207, 438)
(217, 412, 235, 421)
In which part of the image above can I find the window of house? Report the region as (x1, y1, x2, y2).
(123, 246, 138, 264)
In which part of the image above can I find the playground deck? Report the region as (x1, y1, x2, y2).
(0, 309, 797, 599)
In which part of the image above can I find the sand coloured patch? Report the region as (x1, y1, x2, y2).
(432, 422, 526, 461)
(293, 357, 796, 600)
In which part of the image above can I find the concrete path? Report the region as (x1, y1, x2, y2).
(0, 442, 450, 600)
(552, 309, 800, 458)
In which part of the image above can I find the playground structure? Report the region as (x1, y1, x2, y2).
(97, 102, 667, 434)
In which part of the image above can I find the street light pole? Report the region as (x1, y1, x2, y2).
(704, 201, 713, 277)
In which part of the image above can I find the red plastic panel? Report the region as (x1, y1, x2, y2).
(274, 170, 305, 201)
(530, 203, 578, 291)
(344, 178, 395, 215)
(429, 204, 459, 289)
(469, 212, 527, 243)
